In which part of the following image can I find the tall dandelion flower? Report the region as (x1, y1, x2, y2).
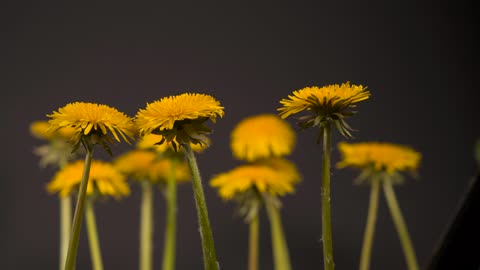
(114, 149, 190, 270)
(211, 159, 300, 270)
(136, 93, 223, 270)
(47, 102, 136, 270)
(231, 114, 295, 162)
(30, 120, 78, 270)
(48, 159, 130, 270)
(337, 142, 421, 270)
(278, 82, 370, 270)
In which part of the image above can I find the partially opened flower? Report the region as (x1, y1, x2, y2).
(231, 114, 295, 162)
(136, 93, 223, 270)
(48, 102, 136, 154)
(48, 159, 130, 199)
(135, 93, 223, 150)
(337, 142, 421, 270)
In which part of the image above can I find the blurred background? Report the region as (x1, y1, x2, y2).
(2, 1, 478, 269)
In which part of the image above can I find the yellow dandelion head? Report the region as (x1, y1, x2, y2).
(337, 142, 421, 175)
(231, 114, 295, 161)
(137, 133, 209, 153)
(210, 159, 300, 200)
(47, 160, 130, 198)
(30, 120, 77, 141)
(47, 102, 137, 144)
(114, 150, 190, 183)
(135, 93, 224, 149)
(278, 82, 370, 119)
(136, 93, 224, 133)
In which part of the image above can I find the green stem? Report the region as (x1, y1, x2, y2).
(162, 158, 177, 270)
(85, 199, 104, 270)
(59, 196, 72, 270)
(140, 181, 154, 270)
(265, 198, 292, 270)
(248, 214, 259, 270)
(383, 179, 419, 270)
(321, 123, 335, 270)
(182, 143, 219, 270)
(359, 178, 380, 270)
(64, 143, 94, 270)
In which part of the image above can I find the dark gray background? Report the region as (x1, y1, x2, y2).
(2, 1, 478, 269)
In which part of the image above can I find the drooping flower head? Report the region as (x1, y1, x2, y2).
(137, 133, 209, 154)
(210, 158, 300, 200)
(114, 150, 190, 183)
(278, 82, 370, 139)
(337, 142, 421, 183)
(135, 93, 224, 150)
(47, 160, 130, 198)
(231, 114, 295, 162)
(47, 102, 137, 153)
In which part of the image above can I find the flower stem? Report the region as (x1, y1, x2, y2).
(64, 143, 93, 270)
(359, 178, 380, 270)
(182, 143, 219, 270)
(321, 123, 335, 270)
(162, 158, 177, 270)
(248, 213, 259, 270)
(140, 181, 154, 270)
(59, 196, 72, 270)
(85, 198, 104, 270)
(383, 178, 419, 270)
(265, 199, 292, 270)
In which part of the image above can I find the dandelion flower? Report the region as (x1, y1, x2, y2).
(136, 93, 223, 269)
(135, 93, 224, 149)
(210, 159, 300, 200)
(337, 142, 421, 176)
(48, 102, 136, 151)
(48, 159, 130, 199)
(231, 114, 295, 162)
(278, 82, 370, 138)
(114, 150, 190, 183)
(337, 141, 421, 270)
(30, 121, 79, 168)
(30, 120, 77, 141)
(277, 82, 370, 270)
